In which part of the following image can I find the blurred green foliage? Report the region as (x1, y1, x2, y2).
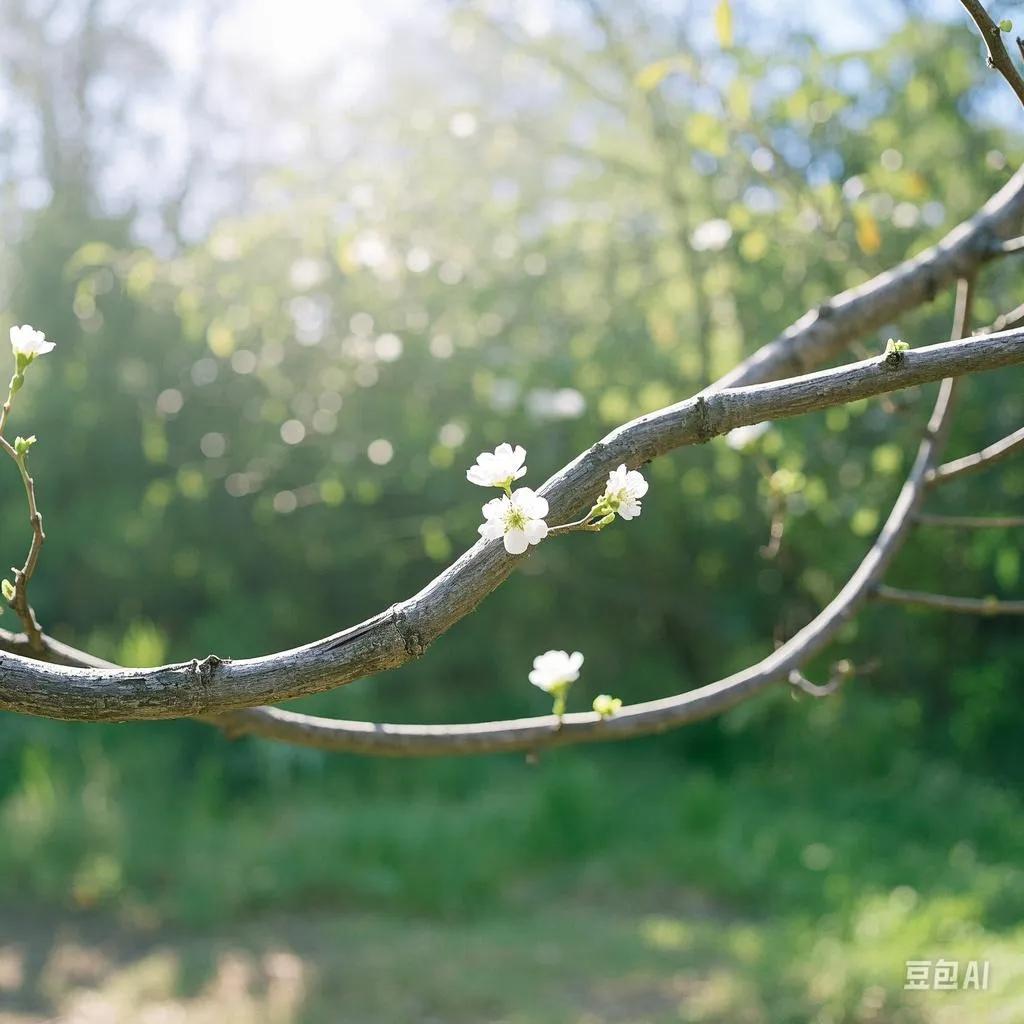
(0, 1, 1023, 1017)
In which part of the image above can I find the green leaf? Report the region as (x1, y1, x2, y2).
(13, 435, 37, 457)
(715, 0, 734, 48)
(635, 57, 678, 92)
(634, 53, 696, 92)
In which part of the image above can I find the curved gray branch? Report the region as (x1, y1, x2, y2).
(2, 319, 1012, 725)
(3, 161, 1023, 734)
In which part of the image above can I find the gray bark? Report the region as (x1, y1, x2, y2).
(1, 330, 1021, 722)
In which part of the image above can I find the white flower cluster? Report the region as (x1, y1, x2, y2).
(467, 443, 548, 554)
(466, 443, 644, 718)
(467, 443, 650, 554)
(599, 464, 649, 521)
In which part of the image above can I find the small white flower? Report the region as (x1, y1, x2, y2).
(529, 649, 584, 692)
(478, 487, 549, 554)
(602, 464, 649, 521)
(9, 324, 55, 360)
(726, 421, 771, 451)
(466, 442, 528, 489)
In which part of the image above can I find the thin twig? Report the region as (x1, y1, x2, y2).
(960, 0, 1024, 108)
(875, 585, 1024, 615)
(760, 505, 786, 560)
(927, 424, 1024, 484)
(982, 299, 1024, 333)
(990, 234, 1024, 254)
(915, 512, 1024, 528)
(0, 413, 46, 652)
(548, 513, 605, 536)
(789, 660, 853, 698)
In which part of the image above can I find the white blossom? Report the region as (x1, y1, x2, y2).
(478, 487, 548, 554)
(9, 324, 54, 360)
(467, 442, 528, 489)
(601, 464, 649, 521)
(529, 650, 584, 693)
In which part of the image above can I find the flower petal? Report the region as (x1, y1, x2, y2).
(626, 471, 649, 497)
(503, 528, 529, 554)
(481, 495, 508, 521)
(524, 519, 548, 545)
(479, 520, 504, 540)
(514, 488, 548, 518)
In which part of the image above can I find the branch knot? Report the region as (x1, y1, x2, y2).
(391, 605, 426, 658)
(694, 396, 715, 442)
(190, 654, 224, 687)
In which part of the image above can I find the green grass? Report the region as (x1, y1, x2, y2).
(0, 699, 1023, 1021)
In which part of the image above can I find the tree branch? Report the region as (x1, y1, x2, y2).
(789, 661, 854, 698)
(959, 0, 1024, 108)
(2, 317, 1007, 729)
(915, 512, 1024, 528)
(710, 167, 1024, 389)
(2, 158, 1023, 744)
(202, 279, 975, 753)
(875, 585, 1024, 615)
(926, 424, 1024, 484)
(0, 8, 1022, 754)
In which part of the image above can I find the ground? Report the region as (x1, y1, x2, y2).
(0, 891, 1017, 1024)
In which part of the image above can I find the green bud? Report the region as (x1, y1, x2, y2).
(596, 512, 616, 527)
(592, 694, 622, 718)
(999, 18, 1013, 32)
(1, 579, 14, 603)
(883, 338, 910, 367)
(9, 373, 24, 394)
(13, 435, 36, 457)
